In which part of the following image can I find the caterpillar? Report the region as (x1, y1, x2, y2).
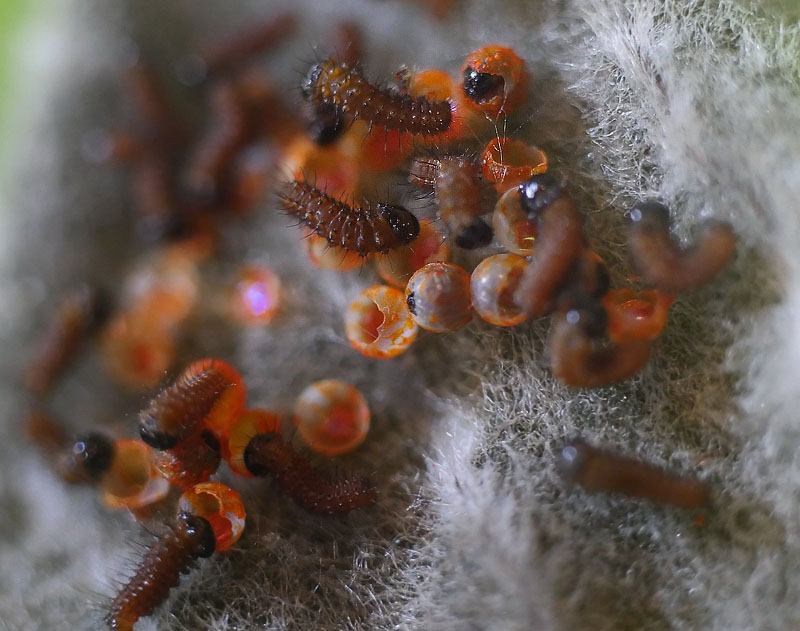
(627, 201, 735, 294)
(279, 180, 420, 256)
(302, 58, 453, 137)
(557, 438, 710, 509)
(138, 359, 244, 450)
(243, 433, 376, 515)
(106, 513, 215, 631)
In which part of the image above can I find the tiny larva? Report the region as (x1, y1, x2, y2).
(302, 58, 454, 137)
(279, 180, 420, 256)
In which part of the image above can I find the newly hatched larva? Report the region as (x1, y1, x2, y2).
(548, 307, 652, 388)
(24, 284, 108, 395)
(279, 180, 420, 256)
(557, 438, 710, 509)
(627, 201, 735, 294)
(302, 58, 454, 137)
(409, 156, 493, 249)
(138, 358, 245, 450)
(105, 513, 216, 631)
(244, 433, 376, 515)
(513, 175, 584, 317)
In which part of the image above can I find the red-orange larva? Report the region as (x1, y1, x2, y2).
(302, 58, 454, 138)
(105, 512, 216, 631)
(152, 430, 222, 490)
(243, 433, 376, 515)
(557, 438, 710, 509)
(549, 307, 652, 388)
(138, 358, 246, 450)
(628, 201, 735, 294)
(279, 180, 420, 256)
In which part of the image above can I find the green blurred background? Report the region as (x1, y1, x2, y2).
(0, 0, 33, 132)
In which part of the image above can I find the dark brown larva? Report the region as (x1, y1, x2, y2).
(549, 307, 652, 388)
(279, 180, 420, 256)
(24, 284, 107, 395)
(106, 513, 215, 631)
(628, 201, 735, 294)
(138, 361, 233, 450)
(513, 175, 584, 317)
(557, 438, 710, 509)
(181, 79, 250, 203)
(302, 58, 453, 137)
(201, 12, 297, 76)
(243, 433, 376, 515)
(126, 60, 185, 150)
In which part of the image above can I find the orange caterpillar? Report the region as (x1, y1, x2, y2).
(302, 58, 454, 137)
(243, 433, 376, 515)
(106, 513, 215, 631)
(279, 180, 420, 256)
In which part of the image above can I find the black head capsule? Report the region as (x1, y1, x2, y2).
(406, 292, 417, 315)
(380, 204, 420, 245)
(519, 174, 564, 219)
(462, 66, 505, 103)
(64, 432, 116, 482)
(305, 102, 344, 145)
(628, 200, 671, 229)
(454, 217, 493, 249)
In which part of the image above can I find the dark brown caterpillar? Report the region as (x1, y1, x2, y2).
(138, 360, 234, 450)
(513, 175, 585, 317)
(279, 180, 420, 256)
(24, 284, 108, 395)
(557, 438, 710, 509)
(409, 156, 493, 249)
(243, 433, 376, 515)
(201, 12, 296, 76)
(628, 201, 735, 294)
(549, 307, 652, 388)
(106, 513, 215, 631)
(302, 58, 453, 136)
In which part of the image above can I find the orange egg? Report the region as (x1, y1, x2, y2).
(481, 137, 547, 193)
(230, 265, 281, 325)
(460, 45, 528, 118)
(294, 380, 370, 456)
(603, 289, 674, 343)
(345, 285, 418, 358)
(405, 262, 472, 332)
(471, 254, 529, 326)
(178, 482, 246, 552)
(101, 439, 169, 511)
(492, 187, 537, 256)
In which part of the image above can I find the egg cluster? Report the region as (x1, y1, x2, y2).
(21, 8, 736, 630)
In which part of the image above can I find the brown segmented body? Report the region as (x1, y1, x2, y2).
(106, 513, 215, 631)
(303, 58, 453, 136)
(549, 309, 652, 388)
(628, 201, 735, 294)
(244, 433, 376, 515)
(557, 438, 710, 509)
(514, 194, 584, 317)
(279, 180, 419, 256)
(138, 361, 233, 450)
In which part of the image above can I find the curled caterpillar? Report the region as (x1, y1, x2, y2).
(557, 438, 710, 509)
(628, 201, 735, 294)
(549, 307, 652, 388)
(244, 433, 376, 515)
(106, 513, 215, 631)
(302, 58, 453, 137)
(279, 180, 419, 256)
(138, 359, 242, 450)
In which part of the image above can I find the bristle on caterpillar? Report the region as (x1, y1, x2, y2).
(138, 359, 236, 450)
(279, 180, 419, 256)
(105, 513, 215, 631)
(243, 433, 376, 515)
(302, 58, 453, 137)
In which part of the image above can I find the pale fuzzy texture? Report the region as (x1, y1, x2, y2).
(1, 1, 799, 630)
